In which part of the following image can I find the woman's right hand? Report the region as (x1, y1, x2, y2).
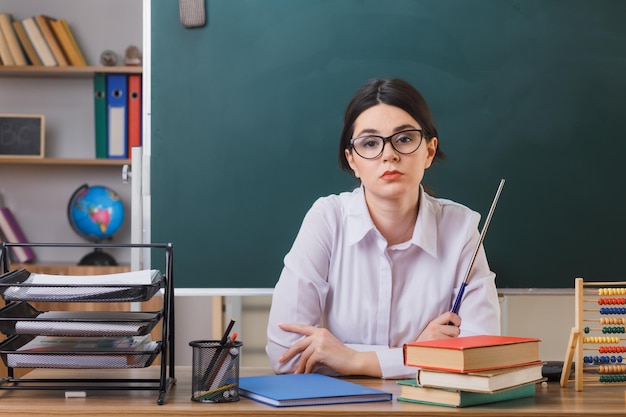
(415, 311, 461, 342)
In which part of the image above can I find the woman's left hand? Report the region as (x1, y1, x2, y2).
(277, 323, 380, 376)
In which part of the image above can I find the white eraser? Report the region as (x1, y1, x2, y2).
(65, 391, 87, 398)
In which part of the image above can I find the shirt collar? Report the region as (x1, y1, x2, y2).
(411, 187, 439, 258)
(345, 185, 439, 258)
(345, 185, 376, 245)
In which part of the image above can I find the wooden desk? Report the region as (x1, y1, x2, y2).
(0, 367, 624, 416)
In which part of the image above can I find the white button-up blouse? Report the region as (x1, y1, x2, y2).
(266, 185, 501, 379)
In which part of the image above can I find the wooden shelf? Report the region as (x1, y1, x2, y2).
(0, 66, 142, 78)
(0, 157, 130, 166)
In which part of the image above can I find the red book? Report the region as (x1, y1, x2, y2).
(0, 207, 36, 263)
(403, 335, 541, 373)
(127, 74, 142, 156)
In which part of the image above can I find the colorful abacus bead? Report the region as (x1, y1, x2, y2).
(602, 326, 626, 334)
(599, 375, 626, 383)
(599, 346, 626, 354)
(600, 317, 626, 325)
(598, 288, 626, 296)
(583, 336, 621, 344)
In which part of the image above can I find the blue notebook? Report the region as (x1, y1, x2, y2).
(238, 374, 392, 407)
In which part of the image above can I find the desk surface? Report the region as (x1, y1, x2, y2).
(0, 367, 624, 416)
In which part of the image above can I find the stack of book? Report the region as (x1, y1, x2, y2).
(399, 335, 544, 408)
(0, 12, 87, 67)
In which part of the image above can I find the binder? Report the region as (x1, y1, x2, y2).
(94, 73, 107, 158)
(127, 74, 142, 155)
(106, 74, 128, 159)
(238, 374, 392, 407)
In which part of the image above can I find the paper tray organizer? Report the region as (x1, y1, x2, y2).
(0, 302, 162, 336)
(0, 334, 161, 369)
(0, 269, 162, 303)
(0, 242, 176, 405)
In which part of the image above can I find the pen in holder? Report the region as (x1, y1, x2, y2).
(190, 339, 243, 403)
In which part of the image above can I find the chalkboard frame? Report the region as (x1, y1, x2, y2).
(0, 114, 45, 158)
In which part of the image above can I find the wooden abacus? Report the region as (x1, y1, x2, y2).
(561, 278, 626, 391)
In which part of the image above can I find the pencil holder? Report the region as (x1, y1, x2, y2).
(190, 339, 243, 403)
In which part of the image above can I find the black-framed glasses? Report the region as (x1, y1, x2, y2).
(349, 129, 424, 159)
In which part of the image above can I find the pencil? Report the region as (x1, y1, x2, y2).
(200, 318, 236, 388)
(220, 318, 236, 345)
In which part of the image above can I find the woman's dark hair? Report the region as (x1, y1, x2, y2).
(339, 78, 445, 173)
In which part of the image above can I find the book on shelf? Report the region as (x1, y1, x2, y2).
(22, 17, 56, 66)
(403, 335, 541, 372)
(0, 13, 27, 66)
(416, 362, 544, 393)
(48, 18, 86, 66)
(0, 206, 36, 263)
(0, 22, 14, 66)
(34, 15, 68, 67)
(238, 374, 392, 407)
(11, 20, 42, 66)
(60, 18, 87, 65)
(397, 379, 536, 408)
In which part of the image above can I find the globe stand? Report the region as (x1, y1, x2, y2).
(78, 248, 118, 266)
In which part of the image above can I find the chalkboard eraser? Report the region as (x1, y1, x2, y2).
(65, 391, 86, 398)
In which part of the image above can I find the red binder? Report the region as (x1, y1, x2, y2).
(127, 74, 142, 156)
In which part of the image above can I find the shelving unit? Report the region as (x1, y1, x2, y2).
(0, 65, 140, 265)
(0, 0, 143, 267)
(0, 242, 175, 405)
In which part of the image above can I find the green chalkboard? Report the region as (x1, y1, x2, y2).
(151, 0, 626, 289)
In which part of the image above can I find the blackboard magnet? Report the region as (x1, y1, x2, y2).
(0, 114, 45, 158)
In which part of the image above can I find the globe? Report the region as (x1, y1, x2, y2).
(67, 184, 125, 265)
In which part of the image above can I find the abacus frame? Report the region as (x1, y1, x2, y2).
(561, 277, 626, 391)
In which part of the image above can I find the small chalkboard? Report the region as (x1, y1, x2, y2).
(0, 114, 45, 158)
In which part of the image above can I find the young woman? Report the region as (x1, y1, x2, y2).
(266, 78, 500, 379)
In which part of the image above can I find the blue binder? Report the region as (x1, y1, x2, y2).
(106, 74, 128, 158)
(238, 374, 392, 407)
